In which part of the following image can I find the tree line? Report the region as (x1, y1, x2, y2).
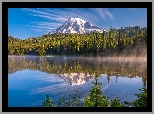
(8, 26, 147, 56)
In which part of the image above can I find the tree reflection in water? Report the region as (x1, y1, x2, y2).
(8, 56, 147, 88)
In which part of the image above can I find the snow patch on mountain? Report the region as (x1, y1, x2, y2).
(48, 18, 107, 34)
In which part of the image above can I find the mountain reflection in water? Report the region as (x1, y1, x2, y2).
(8, 56, 147, 107)
(8, 56, 147, 87)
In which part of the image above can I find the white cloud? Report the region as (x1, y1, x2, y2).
(104, 9, 114, 20)
(29, 22, 63, 32)
(103, 84, 110, 91)
(91, 8, 114, 21)
(31, 29, 51, 32)
(22, 8, 114, 34)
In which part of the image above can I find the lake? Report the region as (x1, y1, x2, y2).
(8, 56, 147, 107)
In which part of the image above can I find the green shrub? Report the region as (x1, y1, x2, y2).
(83, 78, 110, 107)
(110, 96, 124, 107)
(42, 95, 55, 107)
(131, 87, 147, 107)
(42, 77, 147, 107)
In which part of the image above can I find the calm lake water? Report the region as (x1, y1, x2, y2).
(8, 56, 147, 107)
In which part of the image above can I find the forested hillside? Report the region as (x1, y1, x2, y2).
(8, 26, 147, 56)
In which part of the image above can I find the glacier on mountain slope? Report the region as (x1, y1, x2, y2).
(48, 18, 107, 34)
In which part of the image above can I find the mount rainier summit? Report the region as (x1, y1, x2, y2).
(48, 18, 107, 34)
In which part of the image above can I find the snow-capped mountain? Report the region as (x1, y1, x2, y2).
(57, 72, 104, 86)
(58, 73, 92, 86)
(48, 18, 107, 34)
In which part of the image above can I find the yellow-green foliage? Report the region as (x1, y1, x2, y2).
(8, 27, 147, 56)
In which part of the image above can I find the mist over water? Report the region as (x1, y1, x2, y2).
(8, 44, 147, 65)
(8, 45, 147, 107)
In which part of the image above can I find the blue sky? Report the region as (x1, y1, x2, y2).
(8, 8, 147, 39)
